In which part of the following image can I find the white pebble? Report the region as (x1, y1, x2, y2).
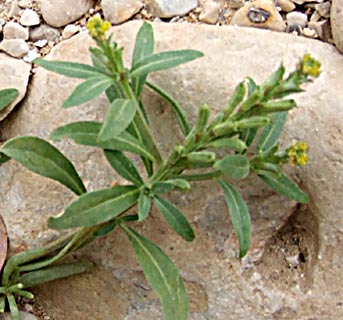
(34, 39, 48, 47)
(286, 11, 308, 28)
(62, 24, 81, 40)
(23, 48, 40, 63)
(20, 9, 40, 26)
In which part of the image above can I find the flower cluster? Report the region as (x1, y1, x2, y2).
(86, 14, 111, 39)
(287, 141, 308, 166)
(298, 54, 321, 78)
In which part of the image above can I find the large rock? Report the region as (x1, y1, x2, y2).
(41, 0, 94, 27)
(331, 0, 343, 53)
(0, 22, 342, 319)
(146, 0, 198, 18)
(102, 0, 144, 24)
(0, 53, 31, 121)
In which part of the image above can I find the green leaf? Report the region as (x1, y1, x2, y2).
(93, 220, 117, 237)
(218, 179, 251, 258)
(240, 128, 258, 149)
(146, 81, 190, 136)
(19, 260, 94, 288)
(0, 152, 10, 166)
(132, 22, 154, 97)
(154, 196, 194, 242)
(0, 88, 18, 111)
(90, 47, 111, 75)
(1, 137, 86, 195)
(48, 186, 139, 229)
(99, 99, 137, 141)
(50, 121, 155, 161)
(257, 112, 287, 152)
(208, 137, 247, 152)
(259, 172, 309, 203)
(151, 179, 191, 194)
(33, 59, 104, 78)
(138, 191, 151, 221)
(214, 155, 250, 180)
(130, 50, 204, 78)
(104, 150, 143, 186)
(7, 293, 19, 320)
(121, 224, 189, 320)
(63, 76, 113, 108)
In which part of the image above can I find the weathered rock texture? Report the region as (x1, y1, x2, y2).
(331, 0, 343, 53)
(0, 22, 342, 319)
(0, 53, 31, 121)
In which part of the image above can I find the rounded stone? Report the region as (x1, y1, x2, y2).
(3, 21, 29, 40)
(0, 39, 30, 58)
(19, 8, 40, 26)
(199, 1, 220, 24)
(29, 24, 61, 42)
(146, 0, 199, 18)
(41, 0, 95, 27)
(102, 0, 144, 25)
(276, 0, 296, 12)
(230, 0, 286, 32)
(286, 11, 308, 28)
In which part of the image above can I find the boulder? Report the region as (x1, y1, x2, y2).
(0, 22, 342, 319)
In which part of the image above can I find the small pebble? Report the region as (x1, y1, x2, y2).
(62, 24, 81, 39)
(29, 24, 60, 42)
(315, 2, 331, 18)
(34, 39, 48, 47)
(3, 21, 29, 40)
(229, 0, 245, 9)
(199, 1, 220, 24)
(286, 11, 308, 28)
(310, 10, 321, 22)
(303, 27, 317, 38)
(20, 8, 40, 26)
(276, 0, 296, 12)
(0, 39, 30, 58)
(18, 0, 33, 9)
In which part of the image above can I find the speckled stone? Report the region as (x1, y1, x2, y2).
(3, 21, 29, 40)
(0, 39, 29, 58)
(231, 0, 286, 32)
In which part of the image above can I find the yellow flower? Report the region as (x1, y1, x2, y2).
(286, 141, 309, 166)
(87, 15, 111, 39)
(300, 54, 321, 77)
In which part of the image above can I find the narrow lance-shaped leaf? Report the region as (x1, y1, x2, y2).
(138, 191, 151, 221)
(50, 121, 155, 161)
(214, 155, 250, 180)
(48, 186, 139, 229)
(259, 172, 309, 203)
(99, 99, 137, 141)
(218, 179, 251, 258)
(0, 152, 10, 166)
(104, 150, 143, 186)
(121, 224, 189, 320)
(1, 137, 86, 195)
(0, 88, 18, 111)
(132, 21, 154, 97)
(63, 75, 113, 108)
(130, 50, 204, 78)
(154, 196, 195, 242)
(19, 260, 94, 288)
(257, 112, 287, 152)
(150, 179, 191, 195)
(33, 59, 104, 78)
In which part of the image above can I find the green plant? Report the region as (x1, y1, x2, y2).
(0, 15, 320, 320)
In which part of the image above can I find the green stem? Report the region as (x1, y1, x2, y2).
(173, 170, 222, 181)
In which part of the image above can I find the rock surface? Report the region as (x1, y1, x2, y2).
(102, 0, 144, 24)
(0, 22, 343, 319)
(41, 0, 95, 27)
(0, 53, 31, 120)
(29, 24, 61, 42)
(3, 21, 29, 40)
(19, 8, 40, 26)
(199, 1, 220, 24)
(331, 0, 343, 53)
(0, 39, 29, 58)
(230, 0, 286, 32)
(146, 0, 199, 18)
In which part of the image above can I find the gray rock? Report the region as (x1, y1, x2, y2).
(0, 39, 29, 58)
(1, 22, 342, 319)
(146, 0, 198, 18)
(231, 0, 286, 32)
(0, 53, 31, 120)
(62, 24, 82, 40)
(102, 0, 144, 24)
(331, 0, 343, 53)
(19, 8, 40, 26)
(41, 0, 95, 27)
(3, 21, 29, 40)
(29, 24, 61, 42)
(199, 1, 220, 24)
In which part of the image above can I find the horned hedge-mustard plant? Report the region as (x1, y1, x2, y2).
(0, 15, 320, 320)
